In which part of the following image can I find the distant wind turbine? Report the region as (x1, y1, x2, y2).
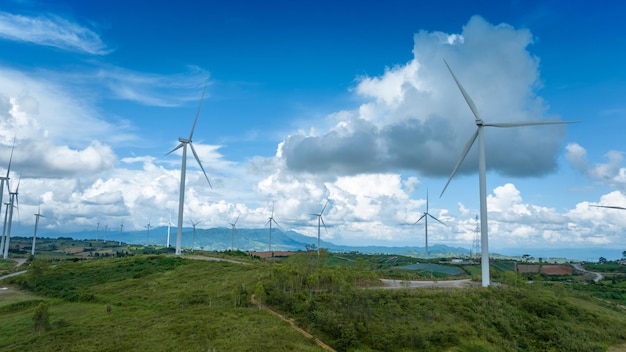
(145, 220, 151, 246)
(31, 205, 45, 256)
(311, 200, 329, 256)
(119, 222, 124, 246)
(413, 190, 446, 258)
(167, 85, 212, 256)
(267, 203, 281, 253)
(229, 215, 239, 251)
(191, 219, 200, 252)
(440, 59, 578, 287)
(2, 179, 19, 259)
(0, 139, 15, 251)
(167, 212, 172, 248)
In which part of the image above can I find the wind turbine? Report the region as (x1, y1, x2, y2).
(119, 222, 124, 246)
(190, 219, 200, 252)
(145, 220, 151, 246)
(167, 212, 172, 248)
(267, 203, 281, 253)
(31, 205, 45, 256)
(440, 59, 578, 287)
(0, 139, 15, 250)
(2, 179, 19, 259)
(414, 190, 446, 258)
(229, 215, 239, 251)
(311, 200, 329, 256)
(167, 85, 212, 256)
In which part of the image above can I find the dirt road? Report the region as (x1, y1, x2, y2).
(379, 278, 475, 289)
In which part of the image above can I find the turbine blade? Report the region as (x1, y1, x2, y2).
(414, 214, 426, 225)
(321, 199, 329, 214)
(189, 142, 212, 188)
(189, 84, 208, 141)
(444, 59, 481, 121)
(440, 128, 479, 197)
(6, 137, 15, 178)
(234, 215, 240, 225)
(592, 205, 626, 210)
(321, 216, 328, 234)
(166, 142, 185, 156)
(428, 213, 447, 226)
(485, 121, 579, 128)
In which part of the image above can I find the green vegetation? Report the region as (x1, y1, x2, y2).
(3, 240, 626, 351)
(1, 254, 325, 351)
(256, 252, 626, 351)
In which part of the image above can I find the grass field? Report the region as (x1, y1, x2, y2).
(1, 255, 327, 351)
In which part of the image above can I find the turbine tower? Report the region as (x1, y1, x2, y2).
(413, 190, 445, 258)
(440, 59, 577, 287)
(167, 85, 212, 256)
(2, 180, 19, 259)
(229, 215, 239, 251)
(0, 140, 15, 250)
(119, 222, 124, 246)
(311, 200, 329, 256)
(31, 205, 45, 256)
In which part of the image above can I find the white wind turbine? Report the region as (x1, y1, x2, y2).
(145, 220, 151, 246)
(229, 215, 239, 251)
(267, 203, 281, 253)
(119, 222, 124, 246)
(2, 179, 19, 259)
(167, 212, 172, 248)
(311, 200, 329, 256)
(0, 140, 15, 248)
(413, 190, 446, 258)
(167, 86, 212, 256)
(31, 205, 45, 256)
(190, 219, 200, 252)
(440, 59, 578, 287)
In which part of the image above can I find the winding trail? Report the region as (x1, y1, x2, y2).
(251, 294, 336, 352)
(572, 263, 604, 283)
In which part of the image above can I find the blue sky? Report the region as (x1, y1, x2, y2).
(1, 0, 626, 259)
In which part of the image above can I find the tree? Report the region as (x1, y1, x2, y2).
(599, 256, 608, 264)
(32, 302, 50, 334)
(622, 250, 626, 260)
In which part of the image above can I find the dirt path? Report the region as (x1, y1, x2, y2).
(251, 294, 336, 352)
(572, 263, 603, 282)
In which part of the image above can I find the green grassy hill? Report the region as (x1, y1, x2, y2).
(2, 248, 626, 351)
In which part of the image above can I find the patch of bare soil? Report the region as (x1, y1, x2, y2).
(540, 265, 573, 275)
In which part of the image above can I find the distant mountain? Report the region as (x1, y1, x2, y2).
(34, 226, 469, 258)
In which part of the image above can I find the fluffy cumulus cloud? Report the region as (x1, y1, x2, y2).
(280, 16, 569, 178)
(0, 84, 118, 178)
(566, 142, 626, 191)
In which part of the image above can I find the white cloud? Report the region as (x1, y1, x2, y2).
(566, 142, 626, 191)
(0, 11, 110, 55)
(280, 16, 570, 179)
